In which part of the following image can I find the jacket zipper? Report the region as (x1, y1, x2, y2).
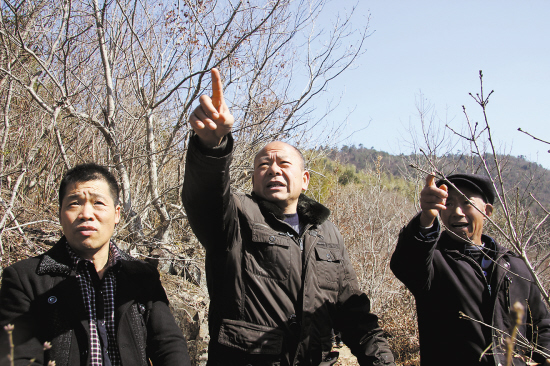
(279, 231, 303, 250)
(453, 250, 492, 295)
(504, 276, 512, 311)
(293, 223, 316, 366)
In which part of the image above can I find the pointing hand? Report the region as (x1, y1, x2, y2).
(419, 173, 448, 228)
(189, 68, 234, 148)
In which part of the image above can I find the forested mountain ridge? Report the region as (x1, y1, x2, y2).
(329, 144, 550, 214)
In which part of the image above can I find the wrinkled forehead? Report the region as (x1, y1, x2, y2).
(254, 142, 300, 163)
(63, 179, 113, 200)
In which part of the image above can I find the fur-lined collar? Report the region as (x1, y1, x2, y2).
(37, 236, 137, 275)
(252, 193, 331, 226)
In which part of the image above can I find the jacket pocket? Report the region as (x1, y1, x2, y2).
(245, 225, 292, 281)
(315, 245, 342, 291)
(218, 318, 285, 355)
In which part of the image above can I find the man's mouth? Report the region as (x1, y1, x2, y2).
(77, 226, 97, 235)
(267, 182, 285, 188)
(451, 222, 469, 229)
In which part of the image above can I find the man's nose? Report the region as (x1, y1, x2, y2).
(452, 205, 465, 216)
(79, 202, 95, 220)
(267, 163, 282, 175)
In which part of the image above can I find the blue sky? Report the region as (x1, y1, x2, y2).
(320, 1, 550, 168)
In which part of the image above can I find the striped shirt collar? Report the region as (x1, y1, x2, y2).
(66, 241, 122, 366)
(66, 241, 122, 272)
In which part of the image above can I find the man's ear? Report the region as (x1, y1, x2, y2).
(484, 203, 493, 218)
(115, 205, 121, 224)
(302, 170, 310, 191)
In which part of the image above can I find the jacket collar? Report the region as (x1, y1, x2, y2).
(439, 231, 512, 258)
(37, 236, 136, 276)
(252, 192, 331, 226)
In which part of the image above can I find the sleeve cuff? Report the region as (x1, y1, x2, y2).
(411, 213, 440, 240)
(191, 132, 232, 157)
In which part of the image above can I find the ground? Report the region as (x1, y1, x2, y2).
(334, 345, 358, 366)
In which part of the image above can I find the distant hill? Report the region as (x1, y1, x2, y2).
(329, 145, 550, 214)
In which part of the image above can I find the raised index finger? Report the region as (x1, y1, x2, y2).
(211, 68, 224, 107)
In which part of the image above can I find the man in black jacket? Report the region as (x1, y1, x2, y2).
(181, 68, 394, 366)
(0, 163, 190, 366)
(391, 173, 550, 366)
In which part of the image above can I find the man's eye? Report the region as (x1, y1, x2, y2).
(95, 201, 106, 206)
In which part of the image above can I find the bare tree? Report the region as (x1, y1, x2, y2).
(0, 0, 369, 259)
(395, 71, 550, 364)
(406, 74, 550, 300)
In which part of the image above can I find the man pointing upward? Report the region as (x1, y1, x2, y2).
(391, 172, 550, 366)
(182, 69, 395, 366)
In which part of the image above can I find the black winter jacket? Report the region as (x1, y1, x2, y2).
(182, 134, 394, 366)
(0, 238, 190, 366)
(390, 214, 550, 366)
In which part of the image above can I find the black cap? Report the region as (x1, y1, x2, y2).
(436, 173, 496, 205)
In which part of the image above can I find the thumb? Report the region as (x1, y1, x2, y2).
(425, 173, 436, 187)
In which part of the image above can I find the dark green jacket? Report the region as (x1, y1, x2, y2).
(182, 133, 394, 366)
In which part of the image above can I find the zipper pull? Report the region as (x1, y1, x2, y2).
(279, 232, 302, 250)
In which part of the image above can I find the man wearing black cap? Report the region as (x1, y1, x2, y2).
(390, 173, 550, 366)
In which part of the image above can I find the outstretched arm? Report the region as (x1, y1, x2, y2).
(390, 174, 448, 294)
(182, 69, 237, 252)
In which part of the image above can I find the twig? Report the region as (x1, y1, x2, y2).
(3, 220, 60, 231)
(518, 128, 550, 148)
(4, 324, 14, 366)
(506, 302, 524, 366)
(459, 311, 549, 358)
(530, 193, 550, 215)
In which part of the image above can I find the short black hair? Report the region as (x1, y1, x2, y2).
(59, 163, 120, 207)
